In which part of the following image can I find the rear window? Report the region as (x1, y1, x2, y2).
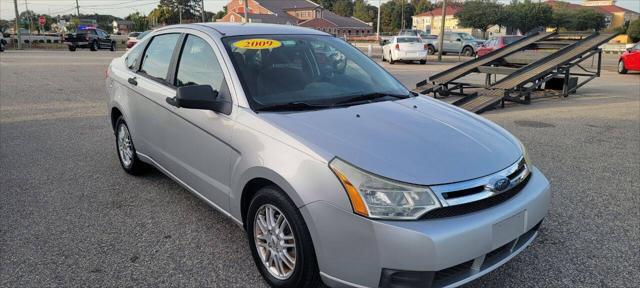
(503, 36, 522, 45)
(397, 37, 420, 43)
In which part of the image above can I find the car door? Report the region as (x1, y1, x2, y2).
(628, 44, 640, 70)
(156, 32, 236, 210)
(125, 33, 182, 163)
(97, 30, 108, 48)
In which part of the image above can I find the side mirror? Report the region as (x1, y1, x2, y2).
(456, 38, 462, 42)
(167, 85, 231, 114)
(626, 48, 633, 52)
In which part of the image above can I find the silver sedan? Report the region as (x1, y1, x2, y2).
(106, 23, 550, 288)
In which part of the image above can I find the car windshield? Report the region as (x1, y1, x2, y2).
(137, 31, 150, 40)
(459, 33, 474, 40)
(503, 36, 521, 45)
(223, 35, 410, 111)
(397, 37, 420, 43)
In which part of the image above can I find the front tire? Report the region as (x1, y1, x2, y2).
(462, 46, 474, 57)
(420, 60, 427, 65)
(427, 45, 435, 55)
(618, 61, 628, 74)
(115, 116, 146, 175)
(68, 46, 76, 51)
(247, 186, 322, 288)
(110, 42, 116, 51)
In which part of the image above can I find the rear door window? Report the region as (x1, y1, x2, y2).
(140, 33, 181, 82)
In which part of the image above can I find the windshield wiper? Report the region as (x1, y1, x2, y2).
(334, 92, 411, 106)
(255, 101, 334, 112)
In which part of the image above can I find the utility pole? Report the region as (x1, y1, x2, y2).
(179, 6, 183, 24)
(24, 0, 32, 47)
(201, 0, 206, 22)
(75, 0, 80, 17)
(244, 0, 249, 23)
(401, 0, 405, 30)
(376, 0, 381, 39)
(13, 0, 21, 49)
(437, 0, 447, 62)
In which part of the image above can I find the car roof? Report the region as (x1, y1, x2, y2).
(155, 23, 329, 37)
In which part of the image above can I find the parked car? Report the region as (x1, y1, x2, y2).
(107, 23, 550, 288)
(64, 28, 116, 51)
(381, 36, 428, 64)
(618, 42, 640, 74)
(476, 35, 524, 57)
(126, 30, 151, 50)
(127, 31, 141, 39)
(440, 32, 481, 56)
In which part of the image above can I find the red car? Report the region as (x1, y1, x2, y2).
(618, 43, 640, 74)
(476, 35, 523, 57)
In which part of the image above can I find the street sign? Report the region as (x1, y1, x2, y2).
(39, 16, 46, 26)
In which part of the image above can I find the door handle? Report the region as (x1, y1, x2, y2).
(128, 77, 138, 86)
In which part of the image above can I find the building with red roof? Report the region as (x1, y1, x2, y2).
(546, 0, 639, 29)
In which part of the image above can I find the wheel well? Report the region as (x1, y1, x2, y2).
(241, 178, 278, 228)
(110, 107, 122, 131)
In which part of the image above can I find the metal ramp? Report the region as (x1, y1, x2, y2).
(418, 32, 617, 114)
(413, 31, 555, 94)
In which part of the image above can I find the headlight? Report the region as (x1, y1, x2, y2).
(329, 158, 441, 220)
(518, 140, 532, 166)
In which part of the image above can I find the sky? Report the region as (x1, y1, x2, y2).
(0, 0, 639, 20)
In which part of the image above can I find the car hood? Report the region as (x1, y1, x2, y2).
(258, 97, 522, 185)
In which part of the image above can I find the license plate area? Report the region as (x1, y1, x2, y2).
(492, 210, 526, 249)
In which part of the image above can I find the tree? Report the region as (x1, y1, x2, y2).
(311, 0, 336, 11)
(149, 5, 174, 25)
(455, 0, 503, 39)
(627, 19, 640, 42)
(126, 12, 149, 31)
(353, 0, 377, 23)
(502, 0, 552, 34)
(0, 19, 12, 34)
(333, 0, 354, 17)
(550, 3, 573, 30)
(570, 9, 606, 31)
(414, 0, 433, 14)
(380, 0, 414, 33)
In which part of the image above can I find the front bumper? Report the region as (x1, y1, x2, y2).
(300, 166, 550, 288)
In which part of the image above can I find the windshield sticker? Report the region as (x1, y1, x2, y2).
(233, 39, 282, 49)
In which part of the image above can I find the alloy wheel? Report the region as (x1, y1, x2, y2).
(253, 204, 297, 280)
(117, 124, 134, 168)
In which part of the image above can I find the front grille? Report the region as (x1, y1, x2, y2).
(422, 174, 531, 219)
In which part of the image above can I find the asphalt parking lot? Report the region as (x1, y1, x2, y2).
(1, 50, 638, 287)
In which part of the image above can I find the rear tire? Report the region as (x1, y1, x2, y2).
(68, 46, 76, 52)
(618, 61, 628, 74)
(90, 41, 98, 51)
(114, 116, 146, 175)
(110, 42, 116, 52)
(247, 186, 322, 288)
(420, 60, 427, 65)
(389, 52, 395, 64)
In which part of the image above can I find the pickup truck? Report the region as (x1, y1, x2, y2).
(64, 28, 116, 52)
